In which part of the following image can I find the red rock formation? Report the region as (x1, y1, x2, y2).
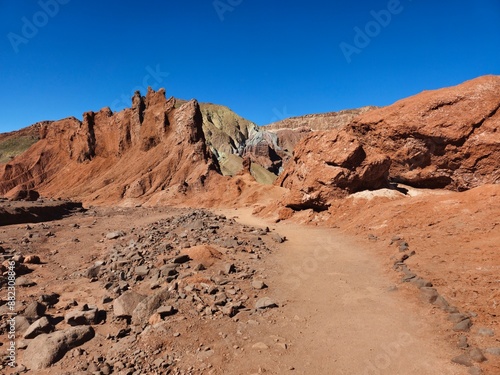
(277, 75, 500, 211)
(0, 88, 218, 203)
(277, 129, 391, 211)
(349, 75, 500, 190)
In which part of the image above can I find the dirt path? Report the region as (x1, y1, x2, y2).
(220, 208, 465, 375)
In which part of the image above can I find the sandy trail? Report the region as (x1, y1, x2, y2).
(220, 208, 465, 375)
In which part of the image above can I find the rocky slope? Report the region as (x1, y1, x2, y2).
(264, 106, 377, 131)
(240, 106, 378, 176)
(349, 75, 500, 190)
(0, 88, 218, 203)
(197, 102, 259, 160)
(0, 123, 45, 164)
(276, 75, 500, 211)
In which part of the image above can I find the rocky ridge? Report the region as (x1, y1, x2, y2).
(276, 75, 500, 211)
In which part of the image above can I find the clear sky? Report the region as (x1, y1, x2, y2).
(1, 0, 499, 132)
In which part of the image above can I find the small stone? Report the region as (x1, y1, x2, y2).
(453, 318, 472, 332)
(458, 335, 469, 349)
(106, 231, 125, 240)
(13, 254, 25, 263)
(451, 354, 473, 367)
(485, 348, 500, 356)
(410, 277, 433, 288)
(38, 293, 60, 306)
(224, 263, 236, 274)
(419, 287, 438, 303)
(255, 297, 277, 309)
(65, 307, 98, 326)
(23, 301, 46, 322)
(469, 348, 487, 363)
(252, 280, 267, 290)
(271, 233, 286, 243)
(113, 290, 147, 318)
(85, 264, 102, 279)
(156, 305, 177, 317)
(194, 263, 206, 271)
(477, 327, 494, 337)
(172, 254, 191, 264)
(148, 313, 163, 325)
(153, 358, 165, 368)
(24, 317, 54, 339)
(134, 265, 149, 277)
(16, 276, 36, 287)
(449, 313, 469, 323)
(252, 342, 269, 350)
(24, 255, 41, 264)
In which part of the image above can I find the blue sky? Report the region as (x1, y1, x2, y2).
(1, 0, 499, 132)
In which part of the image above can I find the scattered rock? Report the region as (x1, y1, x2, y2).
(419, 287, 439, 303)
(252, 280, 267, 290)
(24, 255, 41, 264)
(453, 318, 473, 332)
(23, 301, 46, 322)
(224, 263, 236, 274)
(16, 276, 37, 287)
(451, 354, 473, 367)
(468, 367, 482, 375)
(485, 348, 500, 356)
(172, 254, 191, 264)
(38, 293, 60, 306)
(24, 317, 54, 339)
(271, 233, 286, 243)
(252, 342, 269, 350)
(23, 326, 95, 370)
(106, 231, 125, 240)
(476, 327, 494, 337)
(85, 264, 102, 279)
(255, 297, 278, 309)
(156, 305, 177, 317)
(449, 313, 469, 323)
(132, 287, 173, 326)
(469, 348, 487, 363)
(65, 306, 99, 326)
(458, 335, 469, 349)
(113, 291, 147, 318)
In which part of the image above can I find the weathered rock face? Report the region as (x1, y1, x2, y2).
(264, 106, 377, 131)
(241, 107, 377, 176)
(242, 131, 283, 174)
(198, 102, 259, 159)
(277, 130, 391, 211)
(349, 75, 500, 190)
(23, 326, 95, 370)
(276, 75, 500, 211)
(0, 88, 218, 203)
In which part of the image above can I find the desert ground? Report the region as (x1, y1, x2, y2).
(1, 76, 499, 374)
